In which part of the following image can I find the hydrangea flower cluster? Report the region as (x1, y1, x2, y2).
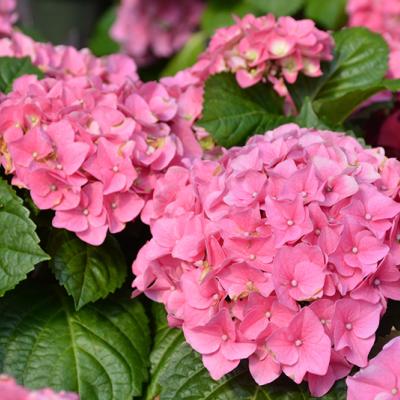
(347, 336, 400, 399)
(348, 0, 400, 78)
(111, 0, 204, 66)
(0, 375, 78, 400)
(0, 72, 202, 245)
(0, 31, 139, 87)
(0, 0, 16, 36)
(133, 123, 400, 396)
(167, 14, 334, 98)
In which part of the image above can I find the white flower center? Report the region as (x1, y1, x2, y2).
(373, 278, 381, 287)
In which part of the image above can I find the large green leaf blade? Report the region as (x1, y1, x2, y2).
(0, 284, 150, 399)
(0, 179, 49, 296)
(48, 230, 127, 310)
(198, 73, 289, 148)
(318, 28, 388, 100)
(0, 57, 44, 93)
(288, 28, 389, 123)
(247, 0, 304, 16)
(145, 303, 185, 400)
(201, 0, 255, 36)
(89, 7, 119, 57)
(305, 0, 347, 30)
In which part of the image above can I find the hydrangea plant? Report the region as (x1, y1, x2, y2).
(0, 1, 400, 400)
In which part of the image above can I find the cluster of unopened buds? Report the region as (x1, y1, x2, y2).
(133, 124, 400, 396)
(0, 72, 202, 245)
(0, 375, 78, 400)
(111, 0, 204, 66)
(165, 13, 334, 100)
(347, 0, 400, 78)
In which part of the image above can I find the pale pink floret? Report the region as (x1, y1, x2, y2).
(347, 336, 400, 400)
(132, 123, 400, 393)
(111, 0, 204, 66)
(0, 375, 78, 400)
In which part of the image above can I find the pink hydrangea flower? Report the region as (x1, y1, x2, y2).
(348, 0, 400, 78)
(0, 31, 139, 87)
(0, 375, 78, 400)
(0, 71, 202, 245)
(111, 0, 204, 66)
(0, 0, 16, 36)
(164, 14, 334, 99)
(347, 336, 400, 400)
(133, 124, 400, 395)
(160, 14, 334, 149)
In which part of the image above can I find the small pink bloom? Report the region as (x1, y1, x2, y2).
(184, 309, 256, 379)
(347, 336, 400, 400)
(240, 293, 296, 341)
(218, 262, 273, 299)
(53, 182, 108, 246)
(351, 255, 400, 304)
(268, 307, 331, 383)
(264, 195, 313, 247)
(273, 244, 326, 308)
(249, 345, 282, 385)
(307, 351, 352, 397)
(28, 169, 84, 211)
(332, 299, 381, 367)
(344, 184, 400, 238)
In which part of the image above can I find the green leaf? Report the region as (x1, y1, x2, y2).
(145, 303, 184, 400)
(0, 283, 150, 399)
(89, 7, 119, 57)
(161, 32, 207, 77)
(305, 0, 347, 30)
(0, 57, 44, 93)
(247, 0, 304, 16)
(201, 0, 304, 35)
(48, 230, 127, 310)
(289, 28, 389, 123)
(197, 73, 289, 148)
(0, 179, 49, 296)
(201, 0, 254, 36)
(153, 328, 346, 400)
(383, 78, 400, 91)
(295, 97, 331, 130)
